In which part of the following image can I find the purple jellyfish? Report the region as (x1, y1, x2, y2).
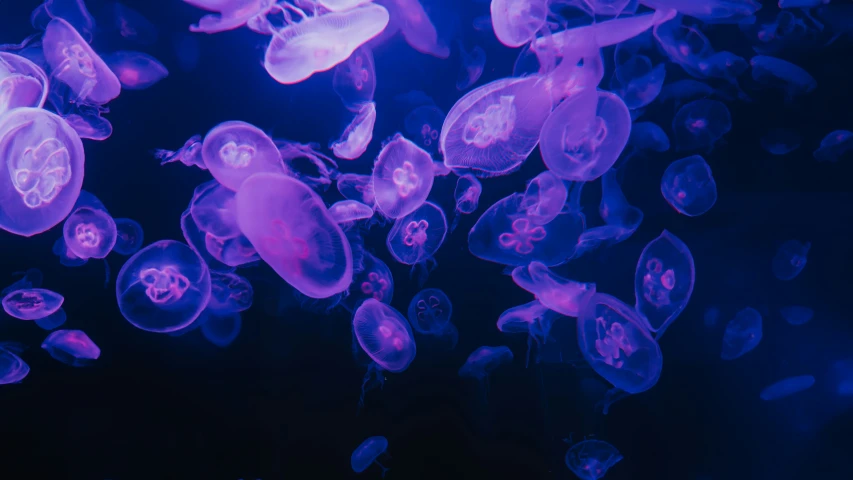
(564, 439, 623, 480)
(62, 206, 117, 260)
(490, 0, 548, 48)
(0, 344, 29, 384)
(103, 51, 169, 90)
(660, 155, 718, 217)
(207, 271, 253, 315)
(36, 308, 67, 331)
(672, 100, 732, 152)
(634, 230, 695, 336)
(108, 2, 158, 45)
(353, 298, 417, 373)
(200, 121, 285, 191)
(0, 52, 49, 114)
(519, 171, 568, 226)
(153, 134, 205, 169)
(512, 261, 596, 317)
(404, 105, 445, 154)
(41, 329, 100, 366)
(351, 436, 390, 476)
(610, 55, 666, 110)
(457, 43, 486, 91)
(331, 101, 376, 161)
(406, 288, 453, 334)
(451, 174, 482, 231)
(113, 218, 144, 255)
(329, 200, 375, 225)
(372, 134, 435, 219)
(386, 201, 448, 266)
(2, 288, 64, 321)
(332, 46, 376, 112)
(201, 311, 242, 348)
(343, 251, 394, 312)
(459, 345, 513, 379)
(772, 239, 810, 281)
(336, 173, 375, 205)
(183, 0, 276, 33)
(813, 130, 853, 163)
(721, 307, 763, 360)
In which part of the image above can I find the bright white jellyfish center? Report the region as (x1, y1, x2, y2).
(462, 95, 517, 148)
(219, 141, 256, 168)
(9, 137, 72, 208)
(63, 44, 96, 78)
(139, 265, 190, 304)
(563, 116, 607, 166)
(74, 222, 101, 248)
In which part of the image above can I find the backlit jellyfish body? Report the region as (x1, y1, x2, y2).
(609, 55, 666, 110)
(53, 236, 88, 267)
(652, 15, 714, 78)
(490, 0, 548, 48)
(457, 43, 486, 91)
(642, 0, 759, 23)
(102, 51, 169, 90)
(201, 312, 242, 347)
(1, 268, 44, 296)
(42, 18, 121, 105)
(0, 52, 49, 114)
(41, 329, 100, 366)
(459, 345, 513, 379)
(332, 47, 376, 111)
(372, 134, 435, 219)
(63, 109, 112, 141)
(344, 251, 394, 311)
(264, 4, 390, 85)
(235, 173, 353, 298)
(512, 261, 596, 317)
(109, 2, 158, 45)
(440, 76, 553, 177)
(577, 293, 663, 394)
(2, 288, 64, 320)
(404, 105, 445, 154)
(541, 89, 631, 182)
(380, 0, 449, 58)
(634, 230, 695, 336)
(0, 345, 29, 384)
(208, 271, 253, 314)
(672, 99, 731, 152)
(497, 300, 556, 346)
(576, 170, 640, 257)
(319, 0, 376, 12)
(185, 181, 259, 268)
(184, 0, 275, 33)
(31, 0, 97, 42)
(772, 239, 810, 280)
(721, 307, 763, 360)
(813, 130, 853, 163)
(351, 436, 390, 476)
(116, 240, 212, 333)
(36, 308, 67, 330)
(661, 155, 717, 217)
(760, 375, 815, 401)
(353, 298, 416, 372)
(337, 173, 375, 205)
(189, 180, 242, 238)
(201, 121, 284, 191)
(780, 305, 813, 326)
(451, 174, 482, 231)
(386, 201, 447, 266)
(760, 128, 802, 155)
(0, 107, 85, 237)
(519, 171, 567, 225)
(564, 439, 623, 480)
(62, 206, 117, 260)
(153, 134, 205, 169)
(329, 200, 374, 225)
(113, 218, 144, 255)
(331, 101, 376, 160)
(407, 288, 452, 334)
(276, 139, 339, 189)
(750, 55, 816, 102)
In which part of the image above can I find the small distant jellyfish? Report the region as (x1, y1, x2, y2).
(352, 298, 417, 372)
(721, 307, 763, 360)
(0, 345, 29, 384)
(564, 439, 623, 480)
(113, 218, 144, 255)
(760, 375, 815, 401)
(102, 51, 169, 90)
(490, 0, 549, 48)
(628, 121, 670, 153)
(386, 201, 448, 266)
(2, 288, 64, 321)
(153, 134, 205, 169)
(760, 128, 802, 155)
(328, 200, 374, 225)
(331, 101, 376, 161)
(772, 239, 810, 281)
(609, 55, 666, 110)
(41, 329, 100, 366)
(407, 288, 453, 334)
(634, 230, 695, 336)
(109, 2, 158, 45)
(660, 155, 718, 217)
(750, 55, 817, 102)
(62, 206, 118, 260)
(404, 105, 445, 154)
(372, 134, 435, 219)
(201, 312, 242, 348)
(672, 99, 732, 152)
(704, 306, 720, 327)
(459, 345, 513, 380)
(207, 271, 253, 315)
(813, 130, 853, 163)
(116, 240, 212, 333)
(779, 305, 813, 326)
(332, 46, 376, 111)
(520, 171, 568, 226)
(201, 120, 285, 191)
(351, 436, 390, 477)
(457, 43, 486, 91)
(451, 174, 482, 231)
(36, 308, 67, 331)
(343, 251, 394, 312)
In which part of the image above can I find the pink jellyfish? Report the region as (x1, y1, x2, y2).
(0, 52, 49, 115)
(183, 0, 276, 34)
(377, 0, 450, 58)
(0, 107, 85, 237)
(207, 270, 253, 314)
(372, 134, 435, 219)
(343, 251, 394, 312)
(102, 51, 169, 90)
(512, 262, 596, 317)
(490, 0, 549, 48)
(0, 344, 29, 384)
(352, 298, 416, 372)
(116, 240, 212, 333)
(633, 230, 695, 337)
(386, 201, 447, 266)
(235, 173, 353, 299)
(41, 329, 100, 366)
(328, 200, 374, 225)
(332, 47, 377, 112)
(331, 101, 376, 161)
(519, 171, 568, 225)
(200, 121, 285, 191)
(62, 207, 117, 260)
(2, 288, 64, 321)
(336, 173, 375, 205)
(187, 180, 260, 269)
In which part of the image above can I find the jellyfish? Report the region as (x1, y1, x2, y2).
(672, 100, 731, 152)
(660, 155, 717, 217)
(318, 0, 375, 12)
(403, 105, 445, 154)
(451, 174, 482, 231)
(406, 288, 452, 334)
(760, 375, 815, 401)
(813, 130, 853, 163)
(332, 46, 376, 112)
(343, 251, 394, 312)
(658, 79, 729, 110)
(42, 18, 121, 105)
(633, 230, 695, 336)
(276, 139, 339, 189)
(153, 134, 205, 169)
(102, 51, 169, 90)
(181, 207, 256, 272)
(457, 43, 486, 91)
(62, 108, 113, 141)
(116, 240, 212, 333)
(183, 0, 276, 33)
(372, 135, 434, 219)
(497, 300, 552, 337)
(207, 271, 253, 315)
(609, 55, 666, 110)
(512, 262, 596, 317)
(0, 52, 49, 115)
(772, 239, 810, 281)
(386, 201, 447, 271)
(780, 305, 813, 326)
(53, 236, 88, 267)
(760, 128, 802, 155)
(32, 0, 97, 42)
(41, 329, 100, 366)
(108, 2, 158, 45)
(201, 311, 242, 347)
(329, 200, 375, 226)
(459, 345, 513, 380)
(264, 4, 390, 85)
(2, 288, 64, 321)
(541, 89, 632, 182)
(0, 107, 85, 237)
(352, 298, 416, 374)
(0, 344, 29, 384)
(720, 307, 763, 360)
(1, 268, 44, 296)
(351, 436, 390, 476)
(200, 121, 285, 191)
(575, 169, 643, 257)
(519, 171, 568, 226)
(337, 173, 375, 205)
(642, 0, 759, 23)
(62, 206, 118, 260)
(379, 0, 449, 58)
(331, 101, 376, 161)
(750, 55, 817, 102)
(113, 218, 144, 255)
(490, 0, 548, 48)
(564, 439, 623, 480)
(235, 173, 353, 298)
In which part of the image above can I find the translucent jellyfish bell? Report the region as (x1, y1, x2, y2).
(720, 307, 762, 360)
(512, 261, 596, 317)
(62, 206, 117, 260)
(519, 171, 568, 225)
(2, 288, 64, 320)
(634, 230, 695, 336)
(490, 0, 548, 48)
(328, 200, 374, 224)
(184, 0, 276, 33)
(332, 46, 376, 111)
(201, 121, 284, 191)
(454, 174, 482, 215)
(41, 329, 100, 366)
(772, 239, 810, 280)
(0, 107, 85, 237)
(116, 240, 212, 333)
(564, 439, 623, 480)
(372, 134, 435, 219)
(404, 105, 445, 154)
(760, 375, 815, 401)
(113, 218, 144, 255)
(352, 298, 416, 372)
(780, 305, 813, 326)
(42, 18, 121, 105)
(406, 288, 452, 334)
(0, 345, 29, 384)
(337, 173, 375, 205)
(0, 52, 49, 114)
(207, 270, 253, 314)
(331, 101, 376, 161)
(672, 99, 732, 152)
(386, 201, 447, 265)
(661, 155, 717, 217)
(351, 436, 390, 476)
(235, 173, 353, 298)
(102, 51, 169, 90)
(541, 89, 632, 182)
(459, 345, 513, 379)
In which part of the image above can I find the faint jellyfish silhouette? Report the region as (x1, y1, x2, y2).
(337, 173, 375, 205)
(407, 288, 452, 334)
(760, 375, 815, 401)
(380, 0, 450, 58)
(108, 2, 158, 45)
(235, 173, 353, 298)
(31, 0, 97, 42)
(459, 345, 513, 395)
(329, 200, 375, 225)
(62, 107, 113, 141)
(760, 128, 802, 155)
(628, 121, 670, 152)
(201, 120, 284, 191)
(634, 230, 695, 336)
(779, 305, 813, 326)
(750, 55, 816, 103)
(351, 436, 390, 477)
(102, 51, 168, 90)
(53, 236, 88, 267)
(0, 107, 85, 237)
(497, 300, 551, 337)
(276, 139, 340, 189)
(564, 439, 623, 480)
(41, 329, 100, 366)
(331, 101, 376, 161)
(589, 168, 643, 247)
(153, 134, 205, 169)
(113, 218, 144, 255)
(672, 100, 732, 152)
(184, 0, 276, 33)
(116, 240, 212, 333)
(661, 155, 717, 217)
(610, 55, 666, 110)
(173, 33, 200, 72)
(0, 52, 49, 114)
(372, 134, 435, 219)
(332, 46, 376, 112)
(207, 271, 253, 314)
(457, 43, 486, 91)
(404, 105, 445, 154)
(184, 181, 259, 269)
(1, 268, 44, 296)
(451, 174, 482, 231)
(512, 261, 596, 317)
(772, 239, 810, 280)
(813, 130, 853, 162)
(2, 288, 64, 320)
(0, 344, 29, 384)
(36, 308, 67, 330)
(540, 89, 632, 182)
(343, 251, 394, 311)
(721, 307, 763, 360)
(62, 206, 118, 260)
(703, 306, 720, 327)
(490, 0, 548, 48)
(386, 201, 447, 273)
(201, 312, 242, 347)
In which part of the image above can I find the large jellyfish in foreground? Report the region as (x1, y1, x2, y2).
(41, 329, 100, 366)
(372, 134, 435, 219)
(351, 435, 390, 476)
(116, 240, 212, 333)
(564, 439, 623, 480)
(633, 230, 695, 336)
(200, 120, 284, 191)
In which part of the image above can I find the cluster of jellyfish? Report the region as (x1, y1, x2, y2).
(1, 0, 852, 477)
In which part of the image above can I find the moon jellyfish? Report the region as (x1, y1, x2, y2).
(721, 307, 763, 360)
(381, 0, 449, 58)
(372, 135, 434, 219)
(490, 0, 548, 48)
(576, 170, 643, 257)
(201, 121, 284, 192)
(564, 439, 623, 480)
(319, 0, 375, 11)
(184, 0, 275, 33)
(406, 288, 453, 334)
(330, 201, 374, 226)
(772, 239, 810, 281)
(235, 173, 353, 298)
(42, 18, 121, 105)
(459, 345, 513, 380)
(642, 0, 759, 23)
(780, 305, 813, 326)
(108, 2, 158, 45)
(1, 268, 44, 296)
(344, 251, 394, 311)
(116, 240, 212, 333)
(332, 46, 376, 111)
(609, 55, 666, 110)
(62, 206, 117, 260)
(36, 308, 67, 330)
(541, 89, 631, 182)
(451, 174, 482, 231)
(750, 55, 817, 102)
(208, 271, 253, 314)
(0, 107, 85, 237)
(386, 201, 447, 268)
(102, 51, 169, 90)
(512, 262, 596, 317)
(661, 155, 717, 217)
(760, 375, 815, 401)
(63, 108, 112, 141)
(353, 298, 416, 372)
(457, 43, 485, 91)
(337, 173, 375, 205)
(813, 130, 853, 163)
(760, 128, 802, 155)
(331, 101, 376, 160)
(201, 312, 242, 347)
(0, 344, 29, 384)
(634, 230, 695, 336)
(154, 134, 205, 169)
(0, 52, 49, 114)
(497, 300, 555, 344)
(2, 288, 64, 320)
(404, 105, 445, 154)
(519, 171, 568, 226)
(351, 436, 390, 476)
(113, 218, 143, 255)
(41, 329, 100, 366)
(577, 293, 663, 394)
(264, 4, 390, 85)
(672, 100, 732, 152)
